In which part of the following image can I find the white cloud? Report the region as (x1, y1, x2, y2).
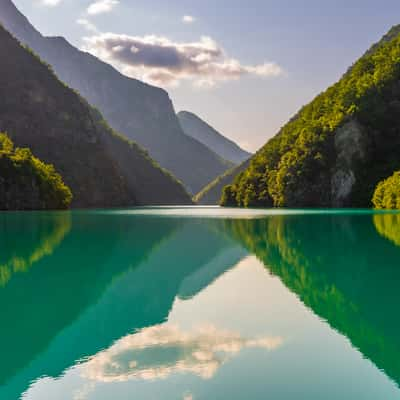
(39, 0, 62, 6)
(87, 0, 119, 15)
(182, 15, 196, 24)
(81, 323, 283, 382)
(77, 18, 99, 34)
(82, 33, 284, 87)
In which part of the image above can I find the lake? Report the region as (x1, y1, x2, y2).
(1, 207, 399, 399)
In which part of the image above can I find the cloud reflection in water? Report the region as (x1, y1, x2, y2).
(82, 324, 283, 382)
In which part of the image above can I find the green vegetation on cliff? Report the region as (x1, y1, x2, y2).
(0, 133, 72, 210)
(222, 25, 400, 208)
(372, 171, 400, 209)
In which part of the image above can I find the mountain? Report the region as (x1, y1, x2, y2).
(0, 24, 191, 207)
(221, 25, 400, 208)
(0, 0, 232, 194)
(194, 161, 250, 205)
(177, 111, 251, 164)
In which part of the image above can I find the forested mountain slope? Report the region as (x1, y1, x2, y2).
(0, 25, 191, 207)
(222, 25, 400, 208)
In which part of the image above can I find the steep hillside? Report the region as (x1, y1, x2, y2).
(0, 25, 191, 207)
(0, 133, 71, 210)
(222, 25, 400, 208)
(178, 111, 251, 164)
(0, 0, 231, 194)
(195, 161, 250, 205)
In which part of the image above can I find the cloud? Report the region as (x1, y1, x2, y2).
(182, 15, 196, 24)
(81, 323, 283, 382)
(82, 34, 284, 87)
(39, 0, 62, 6)
(87, 0, 119, 15)
(77, 18, 99, 34)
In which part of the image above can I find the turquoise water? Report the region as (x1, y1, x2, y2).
(1, 207, 399, 399)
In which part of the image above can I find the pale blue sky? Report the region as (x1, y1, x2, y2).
(13, 0, 400, 151)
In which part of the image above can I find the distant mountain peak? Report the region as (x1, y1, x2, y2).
(177, 110, 252, 165)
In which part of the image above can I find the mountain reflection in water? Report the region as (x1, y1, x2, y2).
(0, 209, 398, 399)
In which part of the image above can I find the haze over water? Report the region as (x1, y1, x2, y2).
(1, 207, 400, 399)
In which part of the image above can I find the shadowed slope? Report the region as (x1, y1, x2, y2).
(178, 111, 251, 164)
(0, 24, 191, 207)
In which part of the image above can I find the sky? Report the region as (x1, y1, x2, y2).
(13, 0, 400, 151)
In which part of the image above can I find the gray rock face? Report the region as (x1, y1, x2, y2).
(178, 111, 252, 165)
(331, 119, 368, 206)
(0, 0, 231, 194)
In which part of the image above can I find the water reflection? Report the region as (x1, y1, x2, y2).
(0, 212, 70, 286)
(0, 212, 246, 399)
(0, 209, 399, 399)
(83, 323, 282, 382)
(220, 213, 400, 387)
(373, 213, 400, 246)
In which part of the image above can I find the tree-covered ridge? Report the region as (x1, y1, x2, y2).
(222, 25, 400, 208)
(372, 171, 400, 209)
(0, 133, 72, 210)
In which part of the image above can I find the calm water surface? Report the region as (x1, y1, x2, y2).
(1, 207, 400, 399)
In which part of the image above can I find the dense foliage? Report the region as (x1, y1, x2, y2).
(0, 133, 72, 209)
(372, 171, 400, 209)
(222, 25, 400, 207)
